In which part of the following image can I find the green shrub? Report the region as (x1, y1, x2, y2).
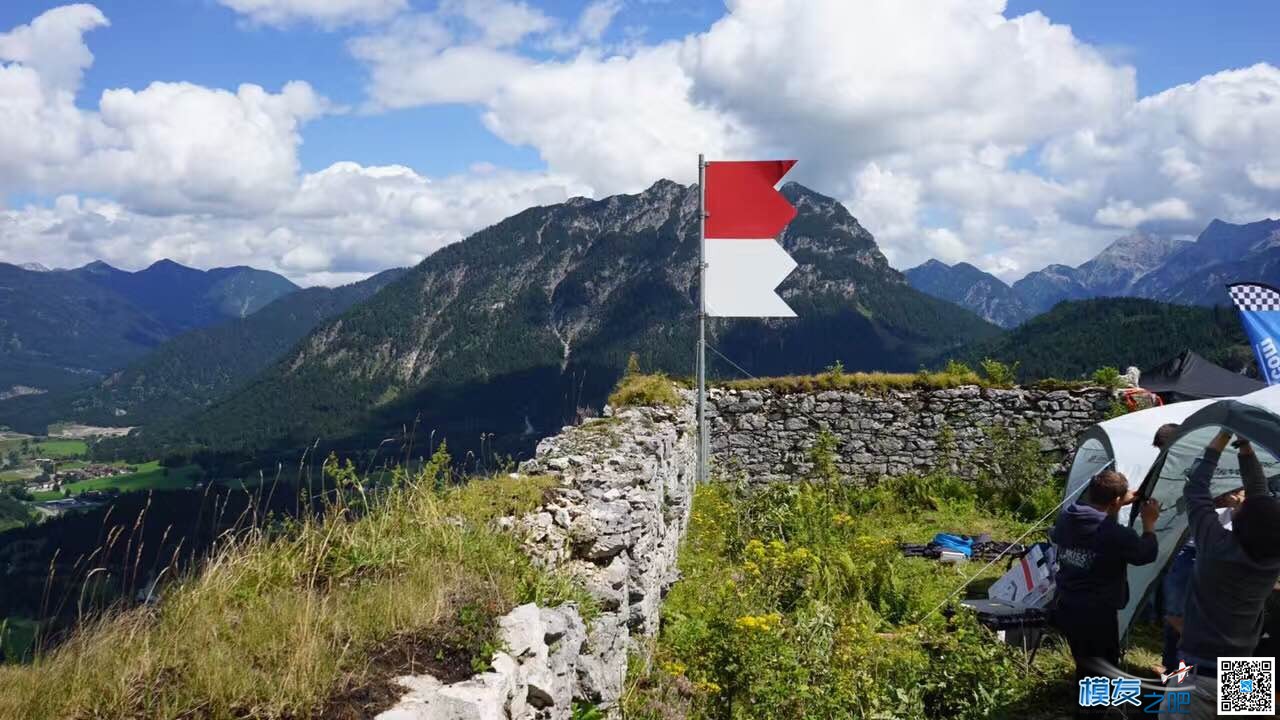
(1104, 400, 1130, 420)
(825, 360, 845, 380)
(943, 359, 975, 377)
(974, 424, 1059, 521)
(608, 373, 681, 408)
(1090, 366, 1123, 389)
(978, 358, 1019, 387)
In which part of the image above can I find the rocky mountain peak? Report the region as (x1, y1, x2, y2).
(151, 178, 997, 462)
(80, 259, 122, 274)
(904, 259, 1031, 328)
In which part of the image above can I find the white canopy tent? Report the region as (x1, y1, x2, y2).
(1116, 385, 1280, 636)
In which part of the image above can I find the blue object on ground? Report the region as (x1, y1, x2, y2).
(932, 533, 974, 557)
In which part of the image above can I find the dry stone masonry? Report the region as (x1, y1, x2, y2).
(708, 384, 1114, 483)
(379, 397, 696, 720)
(377, 383, 1110, 718)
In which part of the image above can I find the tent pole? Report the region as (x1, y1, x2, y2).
(698, 153, 708, 485)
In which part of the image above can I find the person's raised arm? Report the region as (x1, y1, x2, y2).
(1186, 431, 1231, 546)
(1236, 439, 1269, 499)
(1115, 498, 1160, 565)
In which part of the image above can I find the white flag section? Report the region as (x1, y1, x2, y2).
(704, 238, 798, 317)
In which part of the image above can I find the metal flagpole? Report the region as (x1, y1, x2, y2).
(697, 153, 708, 485)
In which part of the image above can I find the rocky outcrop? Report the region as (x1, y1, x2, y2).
(378, 399, 696, 719)
(708, 384, 1113, 483)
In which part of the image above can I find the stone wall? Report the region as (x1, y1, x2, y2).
(379, 398, 696, 720)
(375, 383, 1112, 718)
(708, 384, 1114, 483)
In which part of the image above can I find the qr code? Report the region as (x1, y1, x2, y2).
(1219, 656, 1276, 715)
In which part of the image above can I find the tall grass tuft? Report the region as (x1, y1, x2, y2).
(0, 464, 587, 720)
(608, 372, 682, 409)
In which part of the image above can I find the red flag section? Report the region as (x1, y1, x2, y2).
(705, 160, 797, 239)
(703, 159, 799, 317)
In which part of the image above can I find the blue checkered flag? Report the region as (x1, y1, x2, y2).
(1228, 282, 1280, 386)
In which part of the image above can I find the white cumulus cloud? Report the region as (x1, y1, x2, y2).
(216, 0, 408, 28)
(6, 1, 1280, 287)
(2, 164, 587, 285)
(0, 6, 331, 213)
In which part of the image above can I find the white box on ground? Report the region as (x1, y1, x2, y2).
(987, 543, 1056, 609)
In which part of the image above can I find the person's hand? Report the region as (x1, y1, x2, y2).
(1235, 437, 1255, 456)
(1209, 430, 1233, 453)
(1214, 488, 1245, 511)
(1140, 498, 1161, 531)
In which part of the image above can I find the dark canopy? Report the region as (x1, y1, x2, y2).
(1140, 349, 1264, 402)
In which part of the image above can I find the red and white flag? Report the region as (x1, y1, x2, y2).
(704, 160, 799, 317)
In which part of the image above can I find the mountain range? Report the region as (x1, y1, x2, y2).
(0, 269, 406, 433)
(903, 260, 1032, 328)
(906, 220, 1280, 326)
(5, 180, 1264, 474)
(0, 260, 298, 397)
(100, 180, 1000, 469)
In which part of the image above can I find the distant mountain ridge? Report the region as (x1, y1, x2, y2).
(906, 221, 1280, 324)
(70, 259, 299, 334)
(107, 179, 999, 469)
(1130, 218, 1280, 305)
(0, 260, 298, 397)
(903, 260, 1032, 327)
(0, 269, 407, 433)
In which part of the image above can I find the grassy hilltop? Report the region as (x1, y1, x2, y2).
(0, 377, 1166, 720)
(0, 457, 588, 719)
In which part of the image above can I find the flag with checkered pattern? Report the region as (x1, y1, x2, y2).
(1228, 282, 1280, 386)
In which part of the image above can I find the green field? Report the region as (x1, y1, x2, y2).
(32, 462, 203, 500)
(0, 436, 87, 464)
(0, 467, 40, 483)
(29, 439, 87, 459)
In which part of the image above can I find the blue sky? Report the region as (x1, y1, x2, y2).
(2, 1, 1279, 285)
(1006, 0, 1280, 95)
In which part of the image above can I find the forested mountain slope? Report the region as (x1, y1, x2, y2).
(956, 298, 1251, 381)
(0, 269, 406, 433)
(110, 180, 998, 469)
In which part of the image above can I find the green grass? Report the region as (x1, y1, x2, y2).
(0, 493, 35, 533)
(0, 469, 590, 720)
(0, 436, 86, 460)
(1, 617, 39, 663)
(608, 372, 683, 408)
(28, 439, 87, 459)
(623, 472, 1162, 720)
(718, 368, 1095, 395)
(0, 467, 40, 483)
(31, 461, 202, 500)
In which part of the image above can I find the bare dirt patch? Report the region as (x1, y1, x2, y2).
(48, 424, 134, 439)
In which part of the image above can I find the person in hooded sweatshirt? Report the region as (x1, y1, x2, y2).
(1051, 468, 1161, 693)
(1161, 431, 1280, 720)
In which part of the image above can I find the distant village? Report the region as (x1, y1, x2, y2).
(27, 459, 136, 497)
